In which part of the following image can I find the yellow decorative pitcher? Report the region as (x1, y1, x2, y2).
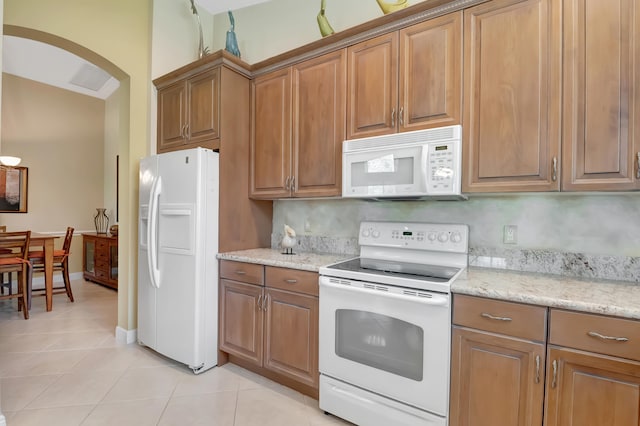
(376, 0, 409, 14)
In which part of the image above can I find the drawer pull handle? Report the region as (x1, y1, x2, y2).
(285, 279, 298, 284)
(481, 312, 512, 322)
(551, 359, 557, 388)
(535, 355, 540, 384)
(587, 331, 629, 342)
(234, 270, 246, 275)
(257, 294, 262, 310)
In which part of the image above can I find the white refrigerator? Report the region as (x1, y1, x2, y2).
(137, 147, 218, 374)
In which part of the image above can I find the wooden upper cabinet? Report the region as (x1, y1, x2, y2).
(463, 0, 562, 192)
(157, 68, 220, 153)
(187, 68, 220, 145)
(292, 50, 346, 197)
(251, 50, 346, 199)
(399, 11, 462, 132)
(544, 346, 640, 426)
(251, 68, 292, 198)
(347, 12, 462, 140)
(562, 0, 640, 191)
(347, 32, 398, 139)
(158, 82, 187, 151)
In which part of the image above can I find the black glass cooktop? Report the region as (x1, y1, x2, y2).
(326, 257, 460, 283)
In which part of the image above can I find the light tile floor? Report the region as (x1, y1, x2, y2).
(0, 279, 351, 426)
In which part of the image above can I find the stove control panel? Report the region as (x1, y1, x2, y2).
(359, 221, 469, 253)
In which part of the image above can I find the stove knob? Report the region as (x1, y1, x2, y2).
(438, 232, 449, 242)
(362, 229, 371, 238)
(450, 232, 462, 243)
(372, 230, 380, 238)
(427, 232, 437, 241)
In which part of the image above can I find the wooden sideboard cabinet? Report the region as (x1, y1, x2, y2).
(82, 233, 118, 290)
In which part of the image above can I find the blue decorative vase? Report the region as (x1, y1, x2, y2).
(225, 11, 241, 58)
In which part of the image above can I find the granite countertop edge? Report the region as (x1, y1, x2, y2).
(452, 267, 640, 320)
(217, 249, 640, 320)
(217, 248, 353, 272)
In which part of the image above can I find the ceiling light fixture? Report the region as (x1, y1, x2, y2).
(0, 156, 22, 167)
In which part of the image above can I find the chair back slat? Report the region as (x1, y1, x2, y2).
(62, 227, 74, 254)
(0, 231, 31, 260)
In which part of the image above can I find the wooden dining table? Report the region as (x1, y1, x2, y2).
(30, 233, 59, 312)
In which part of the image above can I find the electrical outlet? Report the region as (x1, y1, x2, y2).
(503, 225, 517, 244)
(304, 219, 312, 233)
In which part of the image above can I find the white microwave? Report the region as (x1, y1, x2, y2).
(342, 125, 464, 200)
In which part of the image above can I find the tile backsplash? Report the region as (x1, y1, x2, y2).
(271, 194, 640, 282)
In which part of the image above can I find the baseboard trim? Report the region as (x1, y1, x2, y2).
(115, 326, 137, 345)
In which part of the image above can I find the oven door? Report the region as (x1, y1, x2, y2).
(319, 276, 451, 416)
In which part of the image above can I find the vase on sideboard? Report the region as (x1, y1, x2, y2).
(94, 208, 109, 234)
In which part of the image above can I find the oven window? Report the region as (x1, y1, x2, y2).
(335, 309, 423, 381)
(351, 156, 414, 187)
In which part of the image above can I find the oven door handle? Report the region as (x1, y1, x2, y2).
(320, 279, 450, 307)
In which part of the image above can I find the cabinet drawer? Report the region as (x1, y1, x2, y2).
(220, 260, 264, 285)
(550, 309, 640, 362)
(453, 294, 547, 341)
(96, 240, 109, 250)
(265, 267, 319, 297)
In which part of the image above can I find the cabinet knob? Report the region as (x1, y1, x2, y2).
(399, 107, 404, 126)
(285, 176, 291, 191)
(552, 157, 558, 182)
(391, 108, 396, 128)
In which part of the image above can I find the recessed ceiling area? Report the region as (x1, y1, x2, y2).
(2, 35, 120, 100)
(1, 1, 270, 99)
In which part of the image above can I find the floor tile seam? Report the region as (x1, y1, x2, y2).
(15, 372, 66, 411)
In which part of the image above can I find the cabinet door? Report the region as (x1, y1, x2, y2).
(251, 68, 292, 198)
(157, 82, 186, 151)
(263, 288, 319, 389)
(562, 0, 640, 191)
(83, 236, 95, 275)
(463, 0, 562, 192)
(292, 50, 346, 197)
(187, 68, 220, 145)
(219, 279, 264, 366)
(544, 346, 640, 426)
(450, 327, 545, 426)
(108, 239, 118, 286)
(347, 32, 398, 139)
(399, 11, 462, 131)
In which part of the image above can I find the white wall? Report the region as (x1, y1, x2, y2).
(211, 0, 427, 63)
(152, 0, 215, 79)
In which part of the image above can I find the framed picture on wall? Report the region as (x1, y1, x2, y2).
(0, 166, 28, 213)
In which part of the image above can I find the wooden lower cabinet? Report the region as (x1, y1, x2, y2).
(450, 327, 545, 426)
(219, 260, 319, 397)
(544, 346, 640, 426)
(264, 287, 318, 389)
(219, 279, 263, 365)
(451, 295, 640, 425)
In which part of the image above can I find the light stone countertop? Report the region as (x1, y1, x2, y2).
(217, 249, 640, 320)
(217, 248, 353, 272)
(452, 267, 640, 320)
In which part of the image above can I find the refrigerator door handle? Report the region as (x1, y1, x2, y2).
(147, 176, 162, 289)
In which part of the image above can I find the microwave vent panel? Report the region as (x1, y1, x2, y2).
(343, 125, 461, 152)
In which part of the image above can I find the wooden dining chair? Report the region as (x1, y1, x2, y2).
(28, 227, 75, 302)
(0, 225, 11, 295)
(0, 231, 32, 319)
